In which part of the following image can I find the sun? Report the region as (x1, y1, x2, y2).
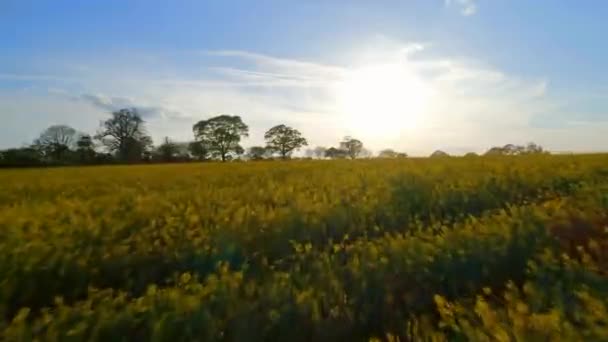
(335, 63, 433, 138)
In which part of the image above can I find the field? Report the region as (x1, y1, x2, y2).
(2, 155, 608, 341)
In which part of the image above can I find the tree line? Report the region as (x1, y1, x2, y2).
(0, 107, 546, 167)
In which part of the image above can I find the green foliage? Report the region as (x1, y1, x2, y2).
(0, 147, 44, 167)
(155, 137, 180, 162)
(192, 115, 249, 162)
(247, 146, 270, 160)
(324, 146, 347, 159)
(187, 141, 210, 161)
(485, 142, 547, 156)
(1, 154, 608, 340)
(264, 124, 308, 159)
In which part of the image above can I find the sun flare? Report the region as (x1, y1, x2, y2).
(336, 64, 433, 138)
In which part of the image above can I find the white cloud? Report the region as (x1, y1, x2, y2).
(445, 0, 478, 16)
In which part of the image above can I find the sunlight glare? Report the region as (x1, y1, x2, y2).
(336, 63, 433, 138)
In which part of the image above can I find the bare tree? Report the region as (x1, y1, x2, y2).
(34, 125, 78, 161)
(95, 108, 153, 161)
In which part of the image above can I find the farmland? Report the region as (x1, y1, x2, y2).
(2, 155, 608, 341)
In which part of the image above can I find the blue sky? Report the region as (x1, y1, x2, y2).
(1, 0, 607, 154)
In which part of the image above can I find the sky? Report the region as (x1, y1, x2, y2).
(1, 0, 607, 155)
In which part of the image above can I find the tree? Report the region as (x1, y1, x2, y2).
(484, 142, 547, 156)
(192, 115, 249, 162)
(430, 150, 450, 158)
(96, 108, 153, 162)
(313, 146, 327, 159)
(34, 125, 78, 162)
(325, 147, 347, 159)
(378, 149, 398, 158)
(524, 142, 546, 154)
(75, 134, 96, 163)
(247, 146, 269, 161)
(359, 148, 373, 159)
(464, 152, 479, 157)
(264, 124, 308, 159)
(340, 136, 364, 159)
(0, 147, 44, 167)
(155, 137, 180, 162)
(188, 141, 209, 161)
(172, 142, 193, 162)
(124, 135, 154, 162)
(304, 148, 315, 158)
(484, 146, 505, 156)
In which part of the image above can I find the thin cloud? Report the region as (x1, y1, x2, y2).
(79, 93, 184, 120)
(205, 50, 346, 81)
(445, 0, 478, 16)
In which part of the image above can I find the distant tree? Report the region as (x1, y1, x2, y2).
(155, 137, 180, 162)
(484, 142, 547, 156)
(340, 136, 364, 159)
(188, 141, 209, 161)
(96, 108, 153, 162)
(359, 148, 373, 159)
(170, 142, 193, 162)
(464, 152, 479, 157)
(264, 124, 308, 159)
(93, 152, 115, 164)
(325, 147, 347, 159)
(304, 148, 315, 158)
(502, 144, 517, 155)
(378, 149, 398, 158)
(430, 150, 450, 158)
(484, 146, 504, 156)
(124, 135, 154, 162)
(0, 147, 44, 167)
(75, 134, 96, 163)
(247, 146, 269, 161)
(313, 146, 327, 159)
(396, 152, 408, 158)
(34, 125, 78, 162)
(524, 142, 546, 154)
(192, 115, 249, 162)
